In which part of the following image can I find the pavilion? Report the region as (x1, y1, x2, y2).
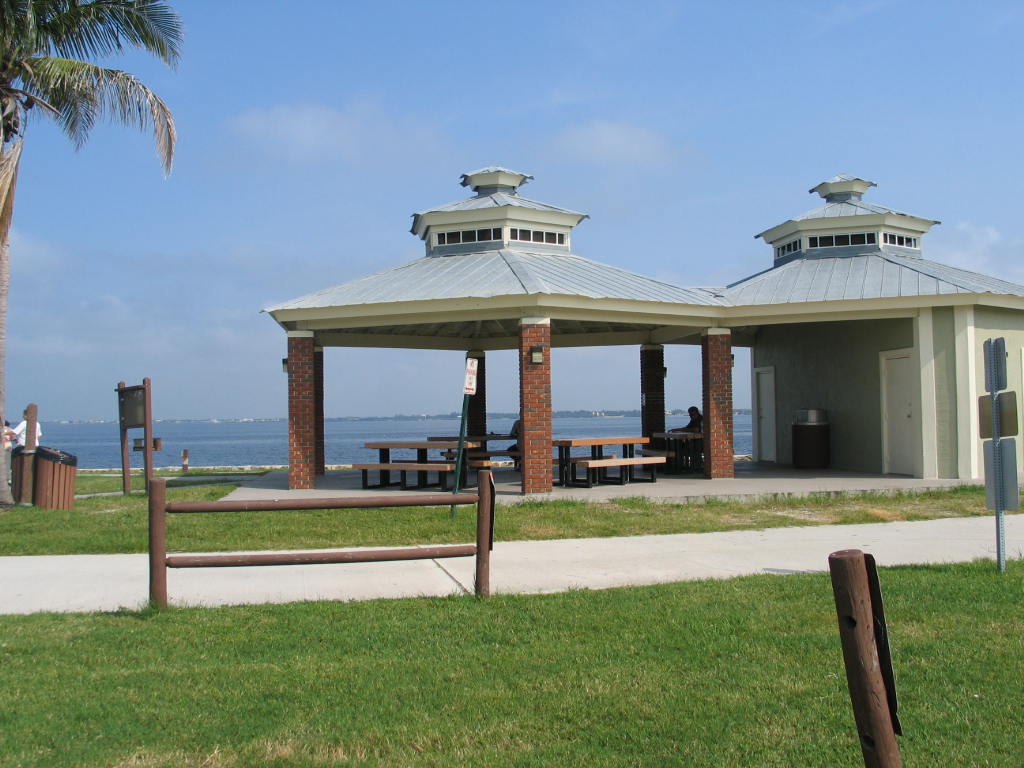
(265, 169, 1024, 491)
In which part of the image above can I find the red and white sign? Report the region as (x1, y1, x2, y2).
(463, 358, 479, 395)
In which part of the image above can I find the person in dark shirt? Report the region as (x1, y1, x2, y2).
(672, 406, 703, 433)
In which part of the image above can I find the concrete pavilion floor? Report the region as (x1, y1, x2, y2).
(222, 460, 979, 505)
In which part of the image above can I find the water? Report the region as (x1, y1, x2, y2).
(41, 414, 753, 469)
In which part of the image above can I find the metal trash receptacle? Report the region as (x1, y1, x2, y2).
(792, 409, 830, 469)
(32, 446, 78, 510)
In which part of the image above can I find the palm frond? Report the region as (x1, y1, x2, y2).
(25, 56, 174, 174)
(34, 0, 183, 66)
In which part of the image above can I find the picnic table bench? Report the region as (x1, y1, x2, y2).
(359, 440, 480, 490)
(551, 436, 665, 487)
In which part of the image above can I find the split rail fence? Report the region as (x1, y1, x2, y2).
(148, 471, 495, 608)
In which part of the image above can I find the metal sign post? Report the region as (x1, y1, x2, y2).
(450, 357, 478, 517)
(981, 338, 1017, 572)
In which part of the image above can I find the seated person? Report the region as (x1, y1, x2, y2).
(508, 419, 521, 467)
(671, 406, 703, 434)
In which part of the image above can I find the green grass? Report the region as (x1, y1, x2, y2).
(0, 560, 1020, 767)
(74, 468, 269, 495)
(0, 484, 1005, 556)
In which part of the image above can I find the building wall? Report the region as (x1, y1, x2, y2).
(752, 318, 914, 472)
(974, 307, 1024, 471)
(931, 307, 959, 478)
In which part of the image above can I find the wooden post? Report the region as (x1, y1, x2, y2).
(148, 477, 168, 609)
(828, 549, 902, 768)
(116, 381, 132, 495)
(474, 470, 494, 597)
(15, 403, 39, 504)
(142, 377, 154, 495)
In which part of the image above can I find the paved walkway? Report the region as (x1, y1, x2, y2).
(2, 514, 1018, 616)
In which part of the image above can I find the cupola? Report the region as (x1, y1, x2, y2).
(755, 175, 940, 265)
(410, 166, 588, 256)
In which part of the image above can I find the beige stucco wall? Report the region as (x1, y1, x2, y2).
(931, 307, 959, 478)
(752, 318, 914, 472)
(973, 307, 1024, 472)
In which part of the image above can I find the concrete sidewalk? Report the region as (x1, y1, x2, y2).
(1, 515, 1019, 615)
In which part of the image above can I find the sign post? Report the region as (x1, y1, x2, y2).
(450, 357, 478, 516)
(981, 338, 1018, 572)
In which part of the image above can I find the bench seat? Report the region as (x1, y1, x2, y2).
(570, 455, 666, 487)
(352, 462, 456, 490)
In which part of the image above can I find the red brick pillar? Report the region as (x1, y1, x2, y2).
(314, 347, 325, 475)
(287, 331, 316, 489)
(467, 350, 487, 436)
(519, 318, 552, 494)
(702, 328, 734, 478)
(640, 344, 666, 446)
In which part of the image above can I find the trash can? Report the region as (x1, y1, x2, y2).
(792, 409, 830, 469)
(10, 445, 32, 503)
(32, 446, 78, 510)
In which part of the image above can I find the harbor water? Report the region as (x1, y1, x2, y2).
(40, 413, 754, 469)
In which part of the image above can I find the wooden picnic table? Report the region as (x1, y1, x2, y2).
(359, 440, 481, 489)
(652, 431, 703, 473)
(426, 434, 514, 443)
(551, 436, 651, 487)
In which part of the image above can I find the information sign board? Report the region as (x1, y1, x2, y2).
(118, 387, 146, 429)
(983, 438, 1019, 511)
(978, 392, 1019, 439)
(463, 357, 478, 396)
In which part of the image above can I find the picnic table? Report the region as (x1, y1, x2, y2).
(551, 436, 664, 487)
(355, 440, 481, 490)
(652, 432, 704, 473)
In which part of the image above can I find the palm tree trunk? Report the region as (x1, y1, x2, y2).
(0, 140, 24, 507)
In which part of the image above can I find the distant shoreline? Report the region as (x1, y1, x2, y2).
(48, 409, 754, 426)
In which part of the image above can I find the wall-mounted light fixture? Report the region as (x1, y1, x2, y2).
(530, 346, 544, 364)
(281, 358, 289, 373)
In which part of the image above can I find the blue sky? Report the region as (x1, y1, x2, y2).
(9, 0, 1024, 420)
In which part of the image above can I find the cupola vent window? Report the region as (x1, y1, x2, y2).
(436, 227, 502, 246)
(883, 233, 919, 248)
(775, 239, 801, 258)
(510, 228, 565, 245)
(807, 232, 877, 248)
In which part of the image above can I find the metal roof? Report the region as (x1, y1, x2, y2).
(723, 247, 1024, 305)
(266, 248, 729, 312)
(414, 191, 587, 218)
(793, 197, 936, 223)
(460, 166, 533, 183)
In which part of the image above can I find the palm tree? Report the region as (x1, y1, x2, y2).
(0, 1, 181, 504)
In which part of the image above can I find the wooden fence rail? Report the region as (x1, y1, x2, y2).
(148, 471, 494, 608)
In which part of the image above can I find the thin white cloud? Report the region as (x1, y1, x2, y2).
(9, 228, 66, 278)
(929, 222, 1024, 284)
(226, 97, 447, 167)
(551, 120, 676, 168)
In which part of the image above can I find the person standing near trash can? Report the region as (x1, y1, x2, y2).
(13, 412, 41, 448)
(3, 421, 15, 450)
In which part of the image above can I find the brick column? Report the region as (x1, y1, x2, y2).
(519, 318, 552, 494)
(287, 331, 316, 489)
(314, 347, 325, 475)
(702, 328, 734, 478)
(640, 344, 666, 446)
(467, 350, 487, 436)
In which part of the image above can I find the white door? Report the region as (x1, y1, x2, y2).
(753, 367, 776, 461)
(882, 351, 917, 475)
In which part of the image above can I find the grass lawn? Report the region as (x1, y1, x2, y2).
(0, 483, 1006, 556)
(0, 560, 1019, 767)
